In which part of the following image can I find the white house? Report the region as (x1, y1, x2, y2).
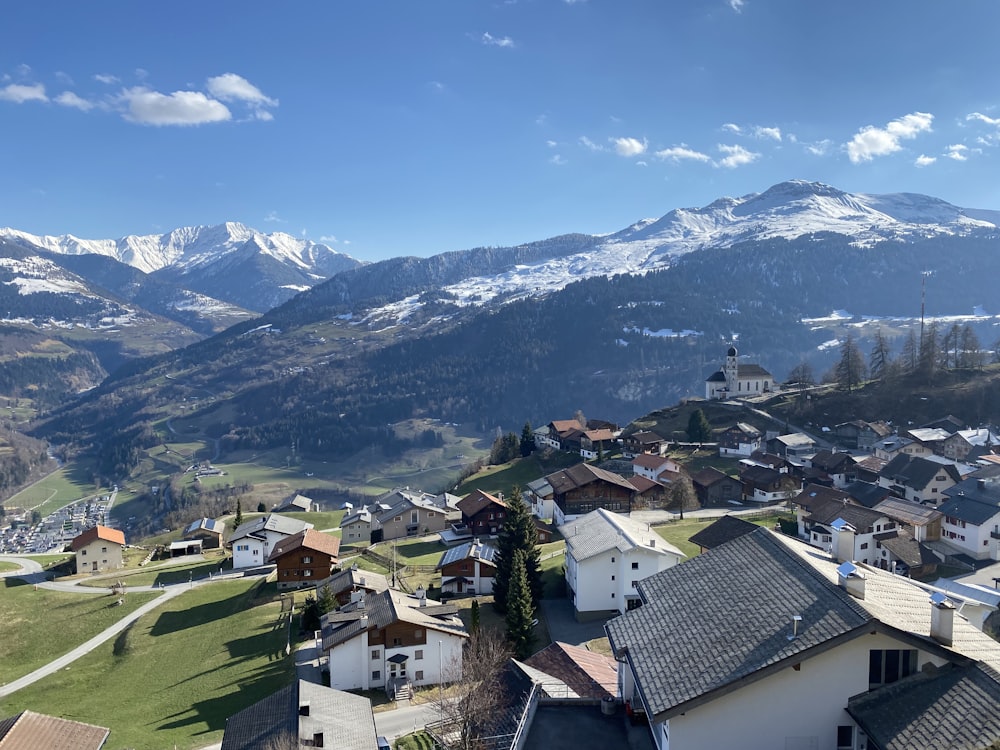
(525, 476, 555, 520)
(605, 526, 1000, 750)
(229, 514, 313, 569)
(704, 345, 774, 400)
(878, 454, 962, 505)
(938, 476, 1000, 561)
(435, 538, 497, 596)
(631, 453, 682, 483)
(559, 508, 684, 618)
(321, 588, 468, 699)
(717, 422, 763, 457)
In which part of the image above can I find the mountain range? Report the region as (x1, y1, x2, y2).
(4, 180, 1000, 472)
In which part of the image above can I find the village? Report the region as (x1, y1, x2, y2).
(6, 342, 1000, 750)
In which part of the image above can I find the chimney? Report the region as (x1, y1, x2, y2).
(930, 592, 955, 646)
(837, 561, 866, 600)
(787, 614, 803, 641)
(831, 518, 856, 564)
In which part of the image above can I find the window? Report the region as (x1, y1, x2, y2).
(102, 546, 107, 553)
(303, 570, 313, 577)
(611, 593, 616, 598)
(372, 649, 380, 660)
(632, 581, 639, 588)
(631, 562, 639, 570)
(81, 549, 87, 555)
(394, 515, 402, 522)
(372, 670, 381, 680)
(393, 638, 402, 646)
(411, 511, 419, 523)
(415, 649, 424, 660)
(869, 649, 917, 688)
(860, 543, 868, 550)
(611, 575, 615, 581)
(415, 670, 424, 680)
(302, 556, 313, 564)
(837, 726, 853, 750)
(414, 629, 423, 638)
(611, 557, 615, 563)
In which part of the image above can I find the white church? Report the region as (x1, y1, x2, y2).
(705, 345, 775, 400)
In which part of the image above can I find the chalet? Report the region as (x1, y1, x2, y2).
(560, 508, 684, 618)
(791, 484, 898, 563)
(687, 515, 758, 553)
(767, 432, 818, 458)
(230, 514, 313, 569)
(268, 528, 341, 590)
(943, 428, 1000, 463)
(220, 679, 377, 750)
(621, 430, 666, 458)
(532, 518, 555, 544)
(0, 710, 110, 750)
(435, 538, 497, 596)
(874, 435, 932, 461)
(372, 488, 460, 542)
(853, 454, 888, 483)
(704, 345, 774, 400)
(628, 475, 670, 508)
(580, 428, 617, 459)
(456, 489, 508, 538)
(544, 463, 636, 525)
(605, 527, 1000, 750)
(740, 464, 800, 505)
(938, 476, 1000, 561)
(806, 449, 856, 488)
(71, 525, 126, 574)
(834, 419, 892, 450)
(545, 420, 586, 451)
(525, 476, 555, 521)
(922, 414, 966, 433)
(632, 453, 682, 482)
(690, 467, 741, 507)
(275, 493, 317, 513)
(878, 454, 962, 505)
(182, 517, 225, 549)
(321, 588, 468, 699)
(740, 451, 790, 472)
(872, 495, 943, 544)
(320, 564, 390, 606)
(717, 422, 763, 457)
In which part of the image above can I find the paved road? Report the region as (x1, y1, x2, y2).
(375, 703, 440, 742)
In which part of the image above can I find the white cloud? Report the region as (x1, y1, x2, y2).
(946, 143, 968, 161)
(0, 82, 47, 103)
(845, 111, 933, 163)
(579, 136, 604, 152)
(967, 112, 1000, 127)
(729, 0, 746, 12)
(715, 143, 759, 168)
(55, 71, 74, 85)
(429, 80, 446, 92)
(722, 123, 741, 134)
(549, 154, 567, 166)
(654, 145, 711, 163)
(611, 136, 647, 157)
(636, 160, 647, 167)
(546, 140, 558, 148)
(806, 139, 833, 156)
(753, 126, 781, 141)
(722, 122, 781, 141)
(94, 73, 120, 85)
(206, 73, 277, 106)
(915, 154, 936, 167)
(319, 235, 338, 243)
(264, 210, 286, 223)
(121, 87, 231, 126)
(481, 32, 515, 48)
(55, 91, 94, 111)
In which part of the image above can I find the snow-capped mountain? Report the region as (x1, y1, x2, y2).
(339, 180, 1000, 325)
(0, 222, 364, 312)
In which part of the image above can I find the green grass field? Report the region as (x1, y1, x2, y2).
(653, 512, 793, 559)
(0, 579, 160, 683)
(2, 578, 296, 750)
(3, 464, 112, 517)
(455, 452, 580, 497)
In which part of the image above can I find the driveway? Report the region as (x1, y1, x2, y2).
(539, 598, 611, 646)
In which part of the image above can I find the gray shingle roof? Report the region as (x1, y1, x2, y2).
(559, 508, 684, 562)
(847, 663, 1000, 750)
(845, 480, 892, 508)
(229, 514, 312, 542)
(605, 528, 871, 720)
(687, 515, 759, 550)
(880, 454, 960, 490)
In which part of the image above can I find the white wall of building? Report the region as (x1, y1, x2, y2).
(569, 545, 683, 617)
(327, 628, 466, 692)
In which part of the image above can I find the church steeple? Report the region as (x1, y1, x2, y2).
(725, 344, 739, 386)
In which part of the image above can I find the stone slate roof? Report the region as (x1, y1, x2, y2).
(809, 450, 855, 473)
(559, 508, 684, 562)
(845, 480, 892, 509)
(705, 370, 727, 382)
(740, 464, 782, 486)
(267, 528, 341, 563)
(321, 588, 468, 650)
(230, 514, 312, 543)
(873, 496, 943, 527)
(872, 529, 938, 569)
(605, 528, 872, 721)
(0, 710, 110, 750)
(791, 483, 851, 512)
(436, 538, 498, 569)
(221, 679, 377, 750)
(687, 515, 759, 550)
(71, 524, 125, 550)
(690, 466, 737, 489)
(276, 494, 314, 512)
(880, 454, 961, 490)
(523, 641, 618, 700)
(847, 663, 1000, 750)
(806, 498, 889, 534)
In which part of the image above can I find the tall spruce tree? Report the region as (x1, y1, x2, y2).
(686, 409, 712, 443)
(234, 498, 244, 528)
(504, 550, 537, 660)
(492, 486, 543, 614)
(519, 421, 535, 457)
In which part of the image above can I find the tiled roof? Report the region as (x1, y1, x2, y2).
(545, 463, 635, 495)
(550, 419, 583, 433)
(736, 363, 772, 378)
(70, 524, 125, 550)
(267, 529, 340, 563)
(221, 679, 377, 750)
(0, 710, 110, 750)
(436, 538, 499, 569)
(322, 589, 468, 650)
(627, 475, 661, 493)
(847, 663, 1000, 750)
(632, 453, 670, 470)
(687, 515, 759, 550)
(559, 508, 684, 562)
(523, 641, 618, 700)
(320, 566, 389, 597)
(873, 529, 938, 569)
(809, 450, 854, 473)
(690, 466, 736, 489)
(626, 431, 664, 444)
(790, 483, 851, 511)
(605, 529, 871, 720)
(880, 454, 960, 490)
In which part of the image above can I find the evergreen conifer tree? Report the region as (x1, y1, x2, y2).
(493, 487, 543, 613)
(504, 550, 536, 660)
(520, 422, 535, 457)
(234, 499, 244, 528)
(470, 599, 481, 633)
(686, 409, 712, 443)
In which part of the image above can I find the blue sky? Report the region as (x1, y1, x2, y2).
(3, 1, 1000, 261)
